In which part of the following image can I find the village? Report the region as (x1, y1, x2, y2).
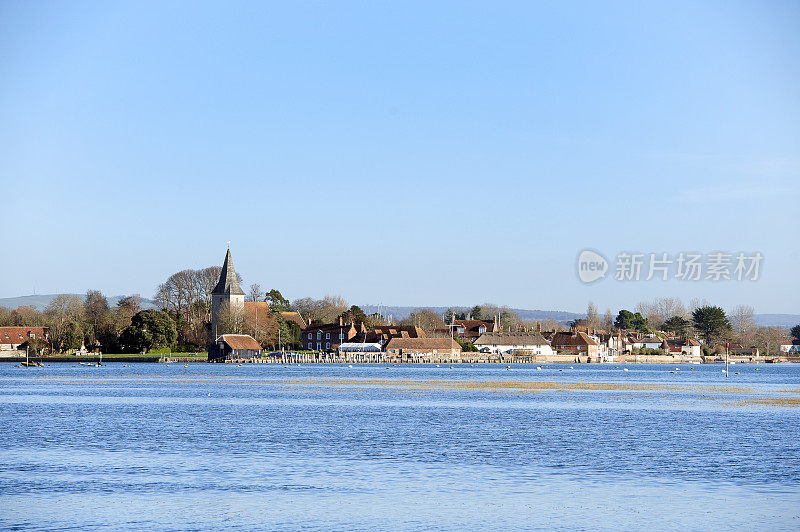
(2, 248, 799, 366)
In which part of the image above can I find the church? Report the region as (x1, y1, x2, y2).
(208, 247, 263, 362)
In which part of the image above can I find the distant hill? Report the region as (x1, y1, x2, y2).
(360, 305, 800, 328)
(0, 294, 156, 311)
(753, 314, 800, 328)
(359, 305, 583, 325)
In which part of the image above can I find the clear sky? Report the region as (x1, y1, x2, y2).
(1, 1, 798, 314)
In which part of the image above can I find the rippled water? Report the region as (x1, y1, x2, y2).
(1, 363, 799, 530)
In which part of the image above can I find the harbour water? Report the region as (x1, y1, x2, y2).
(1, 363, 799, 530)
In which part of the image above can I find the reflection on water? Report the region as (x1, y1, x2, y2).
(1, 363, 799, 530)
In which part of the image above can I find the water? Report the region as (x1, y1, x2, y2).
(1, 363, 799, 530)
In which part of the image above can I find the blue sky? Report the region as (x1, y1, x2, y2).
(1, 1, 798, 314)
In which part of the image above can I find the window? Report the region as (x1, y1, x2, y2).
(339, 333, 344, 340)
(479, 327, 486, 333)
(308, 333, 312, 339)
(308, 342, 312, 349)
(326, 333, 330, 339)
(326, 342, 330, 349)
(317, 332, 322, 340)
(316, 342, 321, 350)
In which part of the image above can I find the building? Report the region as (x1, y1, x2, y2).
(474, 332, 553, 357)
(780, 342, 800, 354)
(728, 344, 760, 357)
(210, 247, 246, 340)
(0, 326, 49, 353)
(550, 331, 600, 357)
(210, 334, 263, 361)
(434, 318, 498, 343)
(302, 318, 358, 351)
(664, 338, 702, 357)
(385, 337, 461, 361)
(359, 325, 425, 346)
(208, 247, 260, 359)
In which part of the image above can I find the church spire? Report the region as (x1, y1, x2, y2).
(212, 248, 245, 296)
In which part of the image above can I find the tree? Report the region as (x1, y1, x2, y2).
(44, 294, 84, 352)
(663, 315, 689, 336)
(266, 289, 291, 311)
(729, 305, 756, 344)
(119, 309, 177, 353)
(247, 283, 264, 303)
(789, 324, 800, 342)
(754, 326, 791, 357)
(84, 290, 110, 346)
(154, 266, 228, 347)
(403, 309, 445, 334)
(603, 309, 614, 331)
(615, 310, 648, 333)
(585, 302, 600, 329)
(691, 305, 731, 344)
(455, 338, 478, 352)
(341, 305, 370, 326)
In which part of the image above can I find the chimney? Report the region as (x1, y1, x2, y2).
(338, 316, 343, 326)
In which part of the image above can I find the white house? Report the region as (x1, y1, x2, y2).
(780, 342, 800, 354)
(474, 332, 554, 356)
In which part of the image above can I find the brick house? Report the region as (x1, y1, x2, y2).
(0, 327, 49, 353)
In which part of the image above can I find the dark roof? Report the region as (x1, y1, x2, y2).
(217, 334, 261, 350)
(474, 332, 550, 346)
(212, 249, 245, 296)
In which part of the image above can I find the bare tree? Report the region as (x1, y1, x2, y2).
(403, 309, 446, 334)
(586, 302, 600, 329)
(247, 283, 264, 303)
(45, 294, 84, 351)
(753, 326, 790, 357)
(603, 308, 614, 331)
(729, 305, 756, 345)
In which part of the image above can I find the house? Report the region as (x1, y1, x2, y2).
(210, 334, 263, 361)
(473, 332, 553, 357)
(728, 344, 760, 357)
(550, 331, 600, 357)
(664, 338, 702, 357)
(385, 337, 461, 361)
(780, 341, 800, 354)
(628, 335, 665, 351)
(354, 325, 426, 347)
(302, 318, 358, 351)
(0, 327, 49, 353)
(434, 318, 498, 343)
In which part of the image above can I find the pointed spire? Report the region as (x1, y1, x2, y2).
(212, 248, 245, 296)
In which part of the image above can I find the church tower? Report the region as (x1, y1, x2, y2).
(210, 247, 246, 340)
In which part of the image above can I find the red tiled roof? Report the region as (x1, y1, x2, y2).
(218, 334, 262, 350)
(551, 332, 599, 347)
(0, 327, 48, 345)
(280, 311, 306, 328)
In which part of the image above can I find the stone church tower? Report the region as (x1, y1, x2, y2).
(210, 247, 245, 340)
